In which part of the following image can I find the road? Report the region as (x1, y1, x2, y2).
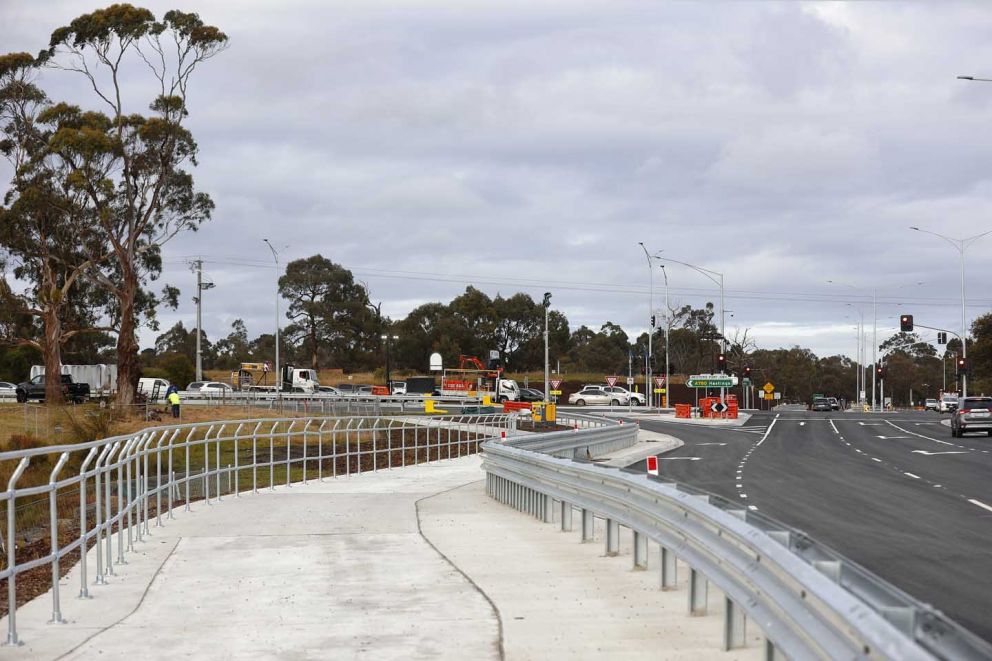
(625, 409, 992, 643)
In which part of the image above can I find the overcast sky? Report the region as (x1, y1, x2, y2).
(4, 1, 992, 362)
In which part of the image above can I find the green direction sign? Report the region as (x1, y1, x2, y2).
(686, 375, 737, 388)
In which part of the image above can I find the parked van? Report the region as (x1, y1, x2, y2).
(137, 377, 172, 402)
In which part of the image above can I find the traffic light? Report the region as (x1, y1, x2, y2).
(651, 315, 656, 328)
(744, 365, 751, 378)
(876, 363, 886, 379)
(900, 314, 914, 332)
(717, 354, 727, 372)
(957, 357, 968, 376)
(937, 331, 947, 345)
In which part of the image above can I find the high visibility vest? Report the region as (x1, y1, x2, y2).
(168, 392, 181, 405)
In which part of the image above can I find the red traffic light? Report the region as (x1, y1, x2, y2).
(900, 314, 914, 332)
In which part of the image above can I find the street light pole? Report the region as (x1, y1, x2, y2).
(543, 292, 551, 404)
(638, 243, 656, 408)
(263, 239, 280, 393)
(660, 264, 670, 409)
(380, 334, 399, 389)
(909, 226, 992, 398)
(660, 257, 726, 409)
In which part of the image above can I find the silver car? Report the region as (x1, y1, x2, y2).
(0, 381, 16, 397)
(951, 396, 992, 437)
(568, 387, 629, 406)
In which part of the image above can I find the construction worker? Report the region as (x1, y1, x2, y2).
(168, 389, 181, 419)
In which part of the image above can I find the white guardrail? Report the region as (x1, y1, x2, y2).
(483, 413, 992, 661)
(0, 413, 516, 646)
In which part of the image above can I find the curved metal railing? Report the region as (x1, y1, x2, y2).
(482, 416, 992, 660)
(0, 412, 514, 645)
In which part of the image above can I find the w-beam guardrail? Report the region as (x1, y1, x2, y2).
(483, 414, 992, 660)
(0, 413, 515, 646)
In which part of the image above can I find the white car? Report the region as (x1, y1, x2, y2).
(568, 387, 629, 406)
(939, 394, 959, 413)
(319, 386, 343, 396)
(583, 384, 646, 406)
(199, 382, 234, 394)
(0, 381, 17, 397)
(390, 381, 407, 395)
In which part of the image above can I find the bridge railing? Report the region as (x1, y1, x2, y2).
(482, 416, 992, 661)
(0, 412, 515, 645)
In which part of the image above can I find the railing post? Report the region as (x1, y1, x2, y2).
(317, 421, 327, 481)
(542, 494, 552, 523)
(165, 429, 178, 520)
(252, 422, 262, 494)
(233, 423, 244, 497)
(184, 428, 196, 511)
(285, 421, 297, 487)
(724, 597, 747, 650)
(48, 452, 70, 624)
(77, 447, 98, 598)
(5, 456, 30, 646)
(633, 531, 648, 569)
(203, 425, 215, 504)
(605, 518, 620, 556)
(689, 567, 708, 615)
(581, 509, 594, 542)
(104, 442, 121, 576)
(660, 546, 677, 590)
(92, 443, 112, 585)
(215, 425, 226, 500)
(560, 500, 572, 531)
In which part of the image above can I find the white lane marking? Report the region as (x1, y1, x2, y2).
(911, 450, 968, 456)
(748, 505, 757, 511)
(755, 414, 779, 448)
(858, 422, 882, 426)
(829, 420, 839, 435)
(876, 435, 909, 439)
(659, 457, 701, 461)
(696, 442, 727, 446)
(969, 499, 992, 514)
(904, 472, 921, 479)
(799, 421, 805, 427)
(884, 420, 970, 449)
(871, 457, 882, 462)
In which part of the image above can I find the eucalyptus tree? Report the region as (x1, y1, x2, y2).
(38, 5, 227, 404)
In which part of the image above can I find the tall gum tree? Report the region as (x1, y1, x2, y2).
(39, 5, 227, 405)
(0, 53, 114, 403)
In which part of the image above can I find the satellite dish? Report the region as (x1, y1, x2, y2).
(429, 353, 443, 371)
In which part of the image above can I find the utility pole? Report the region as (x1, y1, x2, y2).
(195, 258, 203, 382)
(192, 258, 214, 382)
(263, 239, 281, 394)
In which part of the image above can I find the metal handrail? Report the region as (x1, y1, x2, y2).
(483, 417, 992, 660)
(0, 413, 514, 646)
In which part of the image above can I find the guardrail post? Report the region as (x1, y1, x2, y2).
(104, 442, 121, 575)
(215, 424, 226, 500)
(77, 447, 98, 598)
(5, 456, 30, 646)
(581, 509, 594, 542)
(765, 639, 782, 660)
(48, 452, 70, 624)
(233, 423, 244, 497)
(660, 546, 677, 590)
(633, 531, 648, 569)
(723, 597, 747, 650)
(251, 422, 262, 493)
(689, 568, 708, 615)
(560, 501, 573, 531)
(184, 428, 195, 510)
(605, 519, 619, 556)
(124, 436, 137, 550)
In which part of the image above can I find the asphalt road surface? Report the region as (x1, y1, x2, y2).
(626, 409, 992, 642)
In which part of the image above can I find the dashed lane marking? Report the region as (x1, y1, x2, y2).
(969, 499, 992, 514)
(904, 472, 921, 479)
(736, 414, 780, 503)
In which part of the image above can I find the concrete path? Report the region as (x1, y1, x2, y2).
(6, 455, 763, 660)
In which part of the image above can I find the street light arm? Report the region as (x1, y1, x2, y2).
(962, 228, 992, 249)
(909, 226, 963, 253)
(659, 257, 723, 286)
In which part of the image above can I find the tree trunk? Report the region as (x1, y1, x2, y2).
(310, 324, 319, 370)
(42, 305, 65, 405)
(115, 271, 140, 406)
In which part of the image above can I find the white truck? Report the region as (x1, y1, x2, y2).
(235, 363, 320, 394)
(939, 392, 960, 413)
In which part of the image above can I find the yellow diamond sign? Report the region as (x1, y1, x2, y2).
(762, 382, 775, 393)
